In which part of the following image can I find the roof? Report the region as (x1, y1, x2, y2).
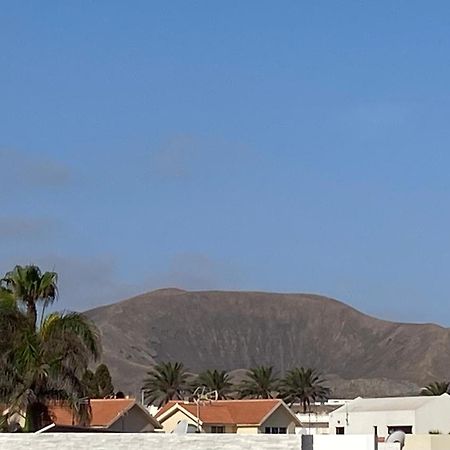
(156, 399, 301, 426)
(291, 404, 341, 415)
(49, 399, 162, 429)
(333, 394, 450, 414)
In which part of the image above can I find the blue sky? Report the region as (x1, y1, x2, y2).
(2, 1, 450, 323)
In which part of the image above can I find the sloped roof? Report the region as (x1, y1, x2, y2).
(49, 399, 161, 429)
(333, 394, 450, 413)
(156, 399, 300, 426)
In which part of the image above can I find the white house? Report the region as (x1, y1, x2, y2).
(293, 400, 350, 435)
(329, 394, 450, 438)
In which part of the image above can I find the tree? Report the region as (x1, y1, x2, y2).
(95, 364, 114, 398)
(239, 366, 278, 399)
(1, 265, 57, 329)
(81, 364, 115, 399)
(82, 369, 100, 399)
(421, 381, 450, 396)
(280, 367, 330, 412)
(0, 268, 100, 432)
(194, 369, 233, 400)
(142, 361, 189, 407)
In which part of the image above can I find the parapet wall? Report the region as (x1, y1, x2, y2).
(0, 433, 402, 449)
(0, 434, 300, 450)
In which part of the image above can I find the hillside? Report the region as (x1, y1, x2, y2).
(85, 289, 449, 398)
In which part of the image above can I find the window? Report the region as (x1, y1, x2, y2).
(211, 426, 225, 433)
(336, 427, 345, 434)
(387, 426, 412, 434)
(264, 427, 287, 434)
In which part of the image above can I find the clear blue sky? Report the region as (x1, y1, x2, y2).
(2, 1, 450, 323)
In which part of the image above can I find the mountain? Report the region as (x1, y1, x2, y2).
(85, 288, 450, 398)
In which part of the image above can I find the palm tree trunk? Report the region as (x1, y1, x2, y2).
(25, 402, 50, 432)
(24, 403, 39, 432)
(27, 301, 37, 329)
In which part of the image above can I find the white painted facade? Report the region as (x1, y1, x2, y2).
(295, 400, 350, 435)
(329, 394, 450, 438)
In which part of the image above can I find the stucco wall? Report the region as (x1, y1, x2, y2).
(236, 426, 259, 434)
(404, 435, 450, 450)
(261, 405, 297, 433)
(0, 433, 301, 450)
(308, 435, 399, 450)
(414, 396, 450, 434)
(159, 409, 200, 433)
(107, 407, 155, 432)
(329, 409, 416, 436)
(0, 433, 405, 449)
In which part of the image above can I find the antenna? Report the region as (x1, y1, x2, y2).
(192, 387, 219, 432)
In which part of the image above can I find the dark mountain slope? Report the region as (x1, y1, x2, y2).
(85, 289, 448, 397)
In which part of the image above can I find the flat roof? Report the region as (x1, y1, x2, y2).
(334, 394, 450, 413)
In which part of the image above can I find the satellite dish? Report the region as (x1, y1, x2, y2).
(173, 420, 198, 434)
(386, 431, 406, 448)
(173, 420, 189, 434)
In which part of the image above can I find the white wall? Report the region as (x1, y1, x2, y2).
(0, 433, 400, 450)
(405, 434, 450, 450)
(414, 395, 450, 434)
(311, 435, 399, 450)
(329, 409, 416, 436)
(0, 434, 301, 450)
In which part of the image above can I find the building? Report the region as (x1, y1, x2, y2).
(293, 401, 348, 435)
(156, 399, 301, 434)
(48, 398, 162, 432)
(329, 394, 450, 438)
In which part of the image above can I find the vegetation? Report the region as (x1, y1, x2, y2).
(0, 263, 334, 430)
(238, 366, 279, 399)
(82, 369, 100, 399)
(194, 369, 233, 400)
(421, 381, 450, 396)
(2, 265, 58, 329)
(0, 265, 100, 432)
(141, 362, 331, 407)
(81, 364, 115, 399)
(280, 367, 330, 412)
(142, 361, 189, 407)
(95, 364, 115, 398)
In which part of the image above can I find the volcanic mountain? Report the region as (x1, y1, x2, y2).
(85, 289, 449, 398)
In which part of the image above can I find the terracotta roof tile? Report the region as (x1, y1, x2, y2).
(157, 399, 286, 425)
(49, 399, 135, 427)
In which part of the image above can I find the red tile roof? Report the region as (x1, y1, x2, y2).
(49, 399, 149, 428)
(156, 399, 293, 426)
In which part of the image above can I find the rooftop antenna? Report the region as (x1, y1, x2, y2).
(192, 387, 219, 432)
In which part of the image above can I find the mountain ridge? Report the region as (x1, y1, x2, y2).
(85, 289, 449, 398)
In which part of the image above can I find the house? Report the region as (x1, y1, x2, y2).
(329, 394, 450, 438)
(292, 400, 348, 435)
(155, 399, 301, 434)
(47, 399, 162, 432)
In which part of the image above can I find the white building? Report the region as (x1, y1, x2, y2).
(294, 400, 350, 435)
(329, 394, 450, 438)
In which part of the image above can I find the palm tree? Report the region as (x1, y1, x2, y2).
(0, 276, 100, 432)
(239, 366, 278, 399)
(421, 381, 450, 396)
(280, 367, 330, 412)
(194, 369, 233, 399)
(1, 265, 58, 329)
(142, 361, 189, 407)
